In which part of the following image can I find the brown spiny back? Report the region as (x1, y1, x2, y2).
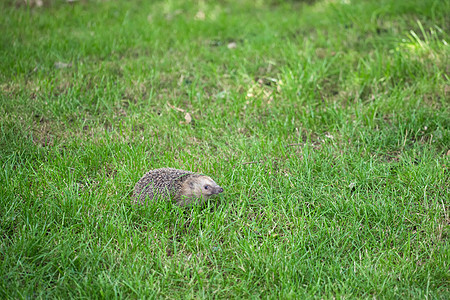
(133, 168, 193, 205)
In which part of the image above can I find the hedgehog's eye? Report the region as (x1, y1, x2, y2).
(204, 185, 209, 190)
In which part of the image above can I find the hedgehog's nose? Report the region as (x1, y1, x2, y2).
(217, 187, 224, 194)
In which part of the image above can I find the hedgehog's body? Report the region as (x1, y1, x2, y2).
(133, 168, 223, 206)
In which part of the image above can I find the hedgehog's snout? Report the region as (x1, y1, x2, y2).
(217, 187, 224, 194)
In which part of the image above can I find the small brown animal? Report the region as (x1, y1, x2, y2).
(133, 168, 223, 206)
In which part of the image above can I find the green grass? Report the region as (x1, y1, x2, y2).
(1, 0, 449, 298)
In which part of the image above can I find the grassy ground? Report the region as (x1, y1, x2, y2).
(1, 0, 449, 298)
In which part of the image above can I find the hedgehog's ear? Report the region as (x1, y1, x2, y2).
(189, 181, 194, 189)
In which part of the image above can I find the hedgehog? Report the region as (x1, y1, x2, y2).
(133, 168, 223, 207)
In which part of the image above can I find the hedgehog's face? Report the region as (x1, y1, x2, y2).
(189, 175, 223, 199)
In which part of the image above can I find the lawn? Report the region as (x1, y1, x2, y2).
(1, 0, 449, 298)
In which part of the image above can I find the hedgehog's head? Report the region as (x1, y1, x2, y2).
(179, 174, 223, 206)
